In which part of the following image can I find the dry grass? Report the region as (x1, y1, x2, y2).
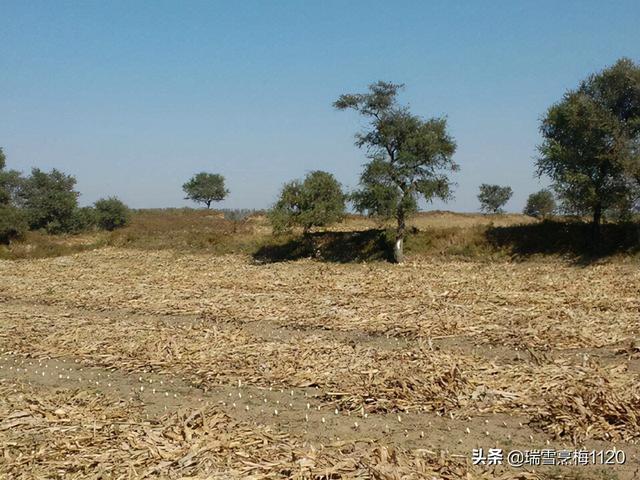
(2, 249, 637, 347)
(529, 362, 640, 443)
(1, 212, 639, 478)
(330, 211, 538, 232)
(1, 250, 639, 444)
(0, 230, 107, 260)
(104, 208, 266, 253)
(1, 380, 488, 479)
(0, 209, 539, 261)
(3, 208, 637, 262)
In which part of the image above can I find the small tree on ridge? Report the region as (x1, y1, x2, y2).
(524, 190, 556, 219)
(269, 170, 345, 234)
(478, 184, 512, 214)
(94, 197, 130, 231)
(183, 172, 228, 209)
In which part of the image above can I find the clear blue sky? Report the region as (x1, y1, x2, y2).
(2, 1, 639, 211)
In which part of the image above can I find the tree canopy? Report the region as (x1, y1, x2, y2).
(94, 197, 131, 231)
(0, 205, 27, 244)
(183, 172, 228, 209)
(478, 184, 513, 214)
(0, 148, 28, 243)
(335, 81, 457, 262)
(19, 168, 79, 233)
(537, 58, 640, 235)
(269, 170, 345, 234)
(524, 190, 556, 219)
(0, 147, 10, 205)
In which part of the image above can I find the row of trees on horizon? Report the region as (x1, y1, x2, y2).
(0, 155, 131, 243)
(182, 170, 539, 217)
(183, 58, 640, 262)
(2, 58, 639, 262)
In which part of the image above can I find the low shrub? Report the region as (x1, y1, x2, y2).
(68, 207, 97, 233)
(94, 197, 130, 231)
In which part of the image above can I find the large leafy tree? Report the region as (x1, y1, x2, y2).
(0, 148, 7, 205)
(0, 147, 28, 243)
(18, 168, 79, 233)
(477, 184, 513, 214)
(269, 170, 345, 234)
(335, 81, 458, 263)
(0, 205, 27, 244)
(537, 58, 640, 241)
(183, 172, 228, 209)
(0, 169, 24, 206)
(582, 58, 640, 186)
(0, 147, 21, 206)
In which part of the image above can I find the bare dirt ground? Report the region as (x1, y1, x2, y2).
(1, 248, 639, 479)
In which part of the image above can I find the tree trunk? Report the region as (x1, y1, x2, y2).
(206, 201, 211, 209)
(302, 226, 315, 257)
(393, 210, 406, 264)
(592, 203, 602, 251)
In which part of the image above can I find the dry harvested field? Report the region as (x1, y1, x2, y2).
(1, 248, 639, 479)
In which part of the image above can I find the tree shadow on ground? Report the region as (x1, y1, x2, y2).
(252, 229, 394, 263)
(252, 222, 639, 265)
(486, 220, 640, 263)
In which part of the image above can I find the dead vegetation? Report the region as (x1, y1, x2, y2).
(1, 245, 639, 478)
(529, 363, 640, 443)
(2, 209, 638, 262)
(1, 380, 485, 479)
(0, 209, 539, 261)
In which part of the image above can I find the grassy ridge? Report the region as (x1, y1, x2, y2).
(1, 208, 638, 262)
